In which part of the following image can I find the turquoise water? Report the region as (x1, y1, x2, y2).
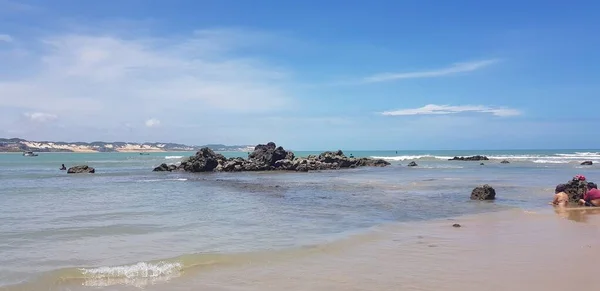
(1, 150, 599, 290)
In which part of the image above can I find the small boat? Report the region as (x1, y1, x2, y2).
(23, 151, 38, 157)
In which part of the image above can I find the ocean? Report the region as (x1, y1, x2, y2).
(1, 149, 600, 290)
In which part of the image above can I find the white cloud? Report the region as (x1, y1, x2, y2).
(381, 104, 521, 117)
(23, 112, 58, 122)
(0, 29, 292, 121)
(0, 34, 13, 43)
(363, 59, 499, 83)
(145, 118, 160, 127)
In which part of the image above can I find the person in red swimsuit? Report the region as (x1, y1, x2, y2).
(579, 182, 600, 207)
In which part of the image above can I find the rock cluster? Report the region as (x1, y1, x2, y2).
(501, 160, 510, 164)
(67, 165, 95, 174)
(562, 177, 592, 202)
(581, 161, 593, 166)
(154, 142, 390, 173)
(470, 184, 496, 200)
(407, 161, 418, 167)
(449, 155, 489, 161)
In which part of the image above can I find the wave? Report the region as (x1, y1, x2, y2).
(372, 152, 600, 164)
(372, 155, 452, 161)
(532, 160, 570, 164)
(140, 178, 188, 182)
(80, 261, 182, 279)
(7, 252, 259, 289)
(165, 156, 184, 159)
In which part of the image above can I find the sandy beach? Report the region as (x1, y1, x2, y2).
(146, 208, 600, 291)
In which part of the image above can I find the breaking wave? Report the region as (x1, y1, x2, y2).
(7, 252, 267, 289)
(372, 151, 600, 164)
(165, 156, 184, 160)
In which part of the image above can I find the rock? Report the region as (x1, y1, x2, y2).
(452, 223, 461, 228)
(480, 163, 485, 165)
(180, 147, 222, 172)
(581, 161, 593, 166)
(170, 142, 391, 173)
(67, 165, 95, 174)
(449, 155, 489, 161)
(500, 160, 510, 164)
(246, 142, 291, 170)
(563, 177, 592, 202)
(153, 163, 169, 172)
(153, 163, 179, 172)
(470, 184, 496, 200)
(407, 161, 418, 167)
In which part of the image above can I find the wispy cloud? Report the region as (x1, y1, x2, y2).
(145, 118, 161, 128)
(23, 112, 58, 122)
(0, 29, 292, 120)
(363, 59, 499, 83)
(0, 0, 38, 12)
(0, 34, 13, 43)
(381, 104, 521, 117)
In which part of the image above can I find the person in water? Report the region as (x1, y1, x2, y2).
(60, 164, 66, 170)
(550, 184, 569, 207)
(579, 182, 600, 207)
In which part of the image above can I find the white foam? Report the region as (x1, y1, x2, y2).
(165, 156, 184, 159)
(532, 160, 570, 164)
(80, 261, 182, 279)
(140, 178, 188, 182)
(371, 155, 453, 161)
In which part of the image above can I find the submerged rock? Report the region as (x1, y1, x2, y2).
(500, 160, 510, 164)
(470, 184, 496, 200)
(452, 223, 462, 228)
(67, 165, 95, 174)
(581, 161, 593, 166)
(449, 155, 489, 161)
(407, 161, 418, 167)
(161, 142, 391, 173)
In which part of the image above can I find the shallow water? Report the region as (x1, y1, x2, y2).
(1, 150, 599, 290)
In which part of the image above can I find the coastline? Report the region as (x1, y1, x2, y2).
(161, 208, 600, 291)
(21, 207, 600, 291)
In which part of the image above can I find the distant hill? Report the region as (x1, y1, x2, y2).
(0, 138, 254, 153)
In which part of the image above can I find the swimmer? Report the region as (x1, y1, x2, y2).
(579, 182, 600, 207)
(550, 184, 569, 207)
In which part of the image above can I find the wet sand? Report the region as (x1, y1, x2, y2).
(149, 207, 600, 291)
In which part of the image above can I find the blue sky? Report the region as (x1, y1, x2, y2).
(0, 0, 599, 150)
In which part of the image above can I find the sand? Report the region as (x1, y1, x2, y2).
(150, 207, 600, 291)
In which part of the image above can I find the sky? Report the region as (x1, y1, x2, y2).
(0, 0, 599, 150)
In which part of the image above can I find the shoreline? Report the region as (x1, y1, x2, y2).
(9, 206, 600, 290)
(162, 207, 600, 291)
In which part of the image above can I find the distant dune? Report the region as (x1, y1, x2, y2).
(0, 138, 254, 153)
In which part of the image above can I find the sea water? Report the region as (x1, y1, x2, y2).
(1, 150, 600, 290)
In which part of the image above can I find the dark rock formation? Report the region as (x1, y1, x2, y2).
(500, 160, 510, 164)
(452, 223, 461, 228)
(470, 184, 496, 200)
(407, 161, 418, 167)
(449, 155, 489, 161)
(581, 161, 593, 166)
(153, 163, 177, 172)
(67, 165, 95, 174)
(480, 163, 485, 165)
(155, 142, 391, 173)
(179, 148, 224, 172)
(563, 177, 592, 202)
